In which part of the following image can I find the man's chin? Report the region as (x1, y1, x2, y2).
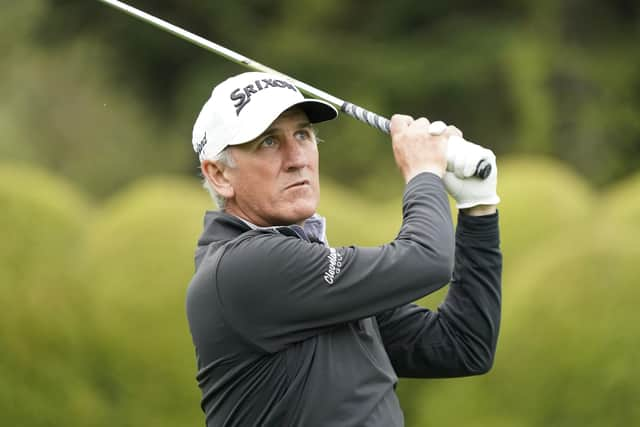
(280, 200, 317, 226)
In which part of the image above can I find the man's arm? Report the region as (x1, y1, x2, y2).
(377, 211, 501, 377)
(213, 172, 455, 352)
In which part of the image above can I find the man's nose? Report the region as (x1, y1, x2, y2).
(282, 137, 309, 170)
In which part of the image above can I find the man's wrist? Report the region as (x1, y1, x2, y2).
(404, 167, 444, 183)
(461, 204, 497, 216)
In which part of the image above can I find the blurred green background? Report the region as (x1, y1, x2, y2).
(1, 0, 638, 425)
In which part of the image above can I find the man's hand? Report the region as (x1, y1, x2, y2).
(390, 114, 448, 183)
(443, 144, 500, 211)
(434, 123, 499, 212)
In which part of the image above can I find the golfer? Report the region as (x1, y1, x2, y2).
(186, 71, 502, 427)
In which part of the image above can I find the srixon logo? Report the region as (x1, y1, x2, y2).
(195, 133, 207, 156)
(230, 79, 298, 115)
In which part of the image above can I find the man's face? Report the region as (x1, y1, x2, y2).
(222, 108, 320, 226)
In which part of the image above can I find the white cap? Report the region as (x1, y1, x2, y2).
(192, 72, 339, 161)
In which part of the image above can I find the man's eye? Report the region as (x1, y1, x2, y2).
(260, 136, 277, 148)
(295, 130, 312, 141)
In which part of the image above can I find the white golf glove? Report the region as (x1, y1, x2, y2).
(428, 121, 490, 179)
(445, 135, 490, 179)
(427, 121, 500, 209)
(443, 137, 500, 209)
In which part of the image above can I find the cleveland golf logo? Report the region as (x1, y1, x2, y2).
(230, 79, 298, 115)
(324, 248, 343, 285)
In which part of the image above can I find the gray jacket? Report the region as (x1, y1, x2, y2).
(186, 172, 502, 426)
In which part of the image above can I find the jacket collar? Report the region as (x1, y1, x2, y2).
(197, 211, 328, 248)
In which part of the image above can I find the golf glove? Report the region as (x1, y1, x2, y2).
(446, 135, 490, 179)
(443, 136, 500, 209)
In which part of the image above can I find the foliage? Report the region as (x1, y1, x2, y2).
(601, 171, 640, 232)
(79, 177, 210, 426)
(2, 158, 639, 425)
(0, 163, 97, 425)
(2, 0, 640, 424)
(410, 228, 640, 427)
(2, 0, 639, 200)
(497, 155, 594, 262)
(1, 1, 193, 198)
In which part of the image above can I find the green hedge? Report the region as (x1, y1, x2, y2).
(0, 163, 99, 425)
(497, 155, 594, 264)
(1, 159, 638, 426)
(410, 226, 640, 426)
(80, 177, 210, 426)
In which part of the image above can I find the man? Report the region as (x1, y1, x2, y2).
(186, 71, 501, 427)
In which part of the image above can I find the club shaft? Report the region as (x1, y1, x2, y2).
(96, 1, 374, 120)
(96, 0, 491, 178)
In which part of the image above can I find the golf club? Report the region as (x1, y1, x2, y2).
(96, 0, 491, 179)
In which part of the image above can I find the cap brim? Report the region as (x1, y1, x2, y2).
(295, 99, 339, 124)
(232, 98, 338, 147)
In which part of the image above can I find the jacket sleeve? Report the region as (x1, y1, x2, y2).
(376, 211, 502, 377)
(215, 172, 455, 352)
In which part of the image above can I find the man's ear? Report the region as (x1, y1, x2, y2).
(201, 160, 235, 199)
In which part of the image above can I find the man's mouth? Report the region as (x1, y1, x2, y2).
(285, 179, 310, 190)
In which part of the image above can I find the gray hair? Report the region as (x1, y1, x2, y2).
(202, 148, 235, 210)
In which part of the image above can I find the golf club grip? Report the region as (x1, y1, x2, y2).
(340, 102, 491, 179)
(341, 102, 391, 134)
